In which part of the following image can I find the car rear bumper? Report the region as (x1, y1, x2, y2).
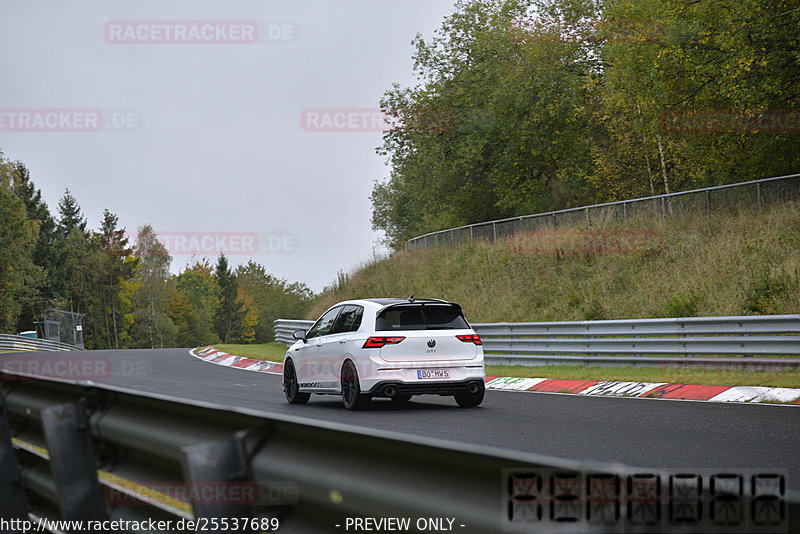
(358, 356, 484, 394)
(364, 378, 485, 397)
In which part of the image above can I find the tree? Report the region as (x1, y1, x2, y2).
(50, 189, 100, 321)
(0, 155, 42, 333)
(169, 287, 201, 348)
(372, 0, 601, 247)
(236, 260, 313, 343)
(93, 209, 138, 348)
(131, 225, 176, 348)
(371, 0, 800, 246)
(213, 254, 245, 343)
(56, 188, 87, 236)
(172, 259, 220, 346)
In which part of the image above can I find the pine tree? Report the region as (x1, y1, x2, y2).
(213, 254, 245, 343)
(51, 189, 99, 321)
(11, 162, 55, 332)
(57, 188, 87, 236)
(0, 156, 42, 333)
(96, 209, 138, 348)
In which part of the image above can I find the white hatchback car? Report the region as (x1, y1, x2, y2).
(282, 298, 485, 410)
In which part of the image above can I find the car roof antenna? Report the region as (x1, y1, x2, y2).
(408, 295, 415, 303)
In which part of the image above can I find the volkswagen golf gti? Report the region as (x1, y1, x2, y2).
(282, 297, 485, 410)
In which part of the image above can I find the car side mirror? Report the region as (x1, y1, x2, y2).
(292, 329, 307, 343)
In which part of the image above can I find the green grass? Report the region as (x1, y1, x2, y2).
(310, 203, 800, 322)
(204, 343, 288, 361)
(486, 365, 800, 388)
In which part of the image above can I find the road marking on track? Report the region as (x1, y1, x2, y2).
(190, 349, 800, 405)
(484, 376, 800, 405)
(189, 347, 283, 375)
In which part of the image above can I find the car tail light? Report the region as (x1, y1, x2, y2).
(456, 334, 482, 345)
(363, 336, 405, 348)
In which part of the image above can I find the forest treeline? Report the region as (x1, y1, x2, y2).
(371, 0, 800, 247)
(0, 153, 312, 347)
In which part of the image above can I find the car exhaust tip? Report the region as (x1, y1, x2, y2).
(467, 383, 480, 394)
(384, 385, 398, 397)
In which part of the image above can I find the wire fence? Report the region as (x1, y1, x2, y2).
(405, 173, 800, 249)
(41, 307, 85, 348)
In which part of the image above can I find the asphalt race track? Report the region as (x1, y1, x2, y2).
(3, 348, 799, 493)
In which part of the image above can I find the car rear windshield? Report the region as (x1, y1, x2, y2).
(375, 304, 469, 331)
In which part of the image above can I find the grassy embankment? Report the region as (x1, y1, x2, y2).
(213, 204, 800, 388)
(210, 342, 288, 361)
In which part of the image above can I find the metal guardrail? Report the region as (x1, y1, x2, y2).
(274, 319, 314, 345)
(2, 371, 798, 533)
(405, 173, 800, 249)
(274, 315, 800, 369)
(0, 334, 79, 353)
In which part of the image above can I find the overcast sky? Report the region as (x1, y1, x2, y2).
(0, 0, 457, 291)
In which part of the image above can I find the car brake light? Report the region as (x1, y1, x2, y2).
(363, 336, 405, 348)
(456, 334, 482, 345)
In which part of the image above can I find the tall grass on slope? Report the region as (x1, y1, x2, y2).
(311, 203, 800, 323)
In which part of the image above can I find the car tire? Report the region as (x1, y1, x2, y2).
(454, 388, 484, 408)
(341, 360, 371, 410)
(284, 360, 310, 404)
(391, 394, 413, 404)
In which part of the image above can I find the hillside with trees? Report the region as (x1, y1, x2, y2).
(0, 152, 312, 348)
(312, 202, 800, 322)
(372, 0, 800, 248)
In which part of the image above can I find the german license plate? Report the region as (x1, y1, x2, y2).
(417, 369, 450, 379)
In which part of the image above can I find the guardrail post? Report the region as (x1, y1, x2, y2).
(0, 391, 29, 522)
(40, 400, 108, 522)
(492, 222, 497, 242)
(706, 190, 711, 212)
(451, 230, 455, 246)
(756, 182, 762, 210)
(623, 202, 627, 220)
(181, 433, 255, 518)
(469, 226, 473, 242)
